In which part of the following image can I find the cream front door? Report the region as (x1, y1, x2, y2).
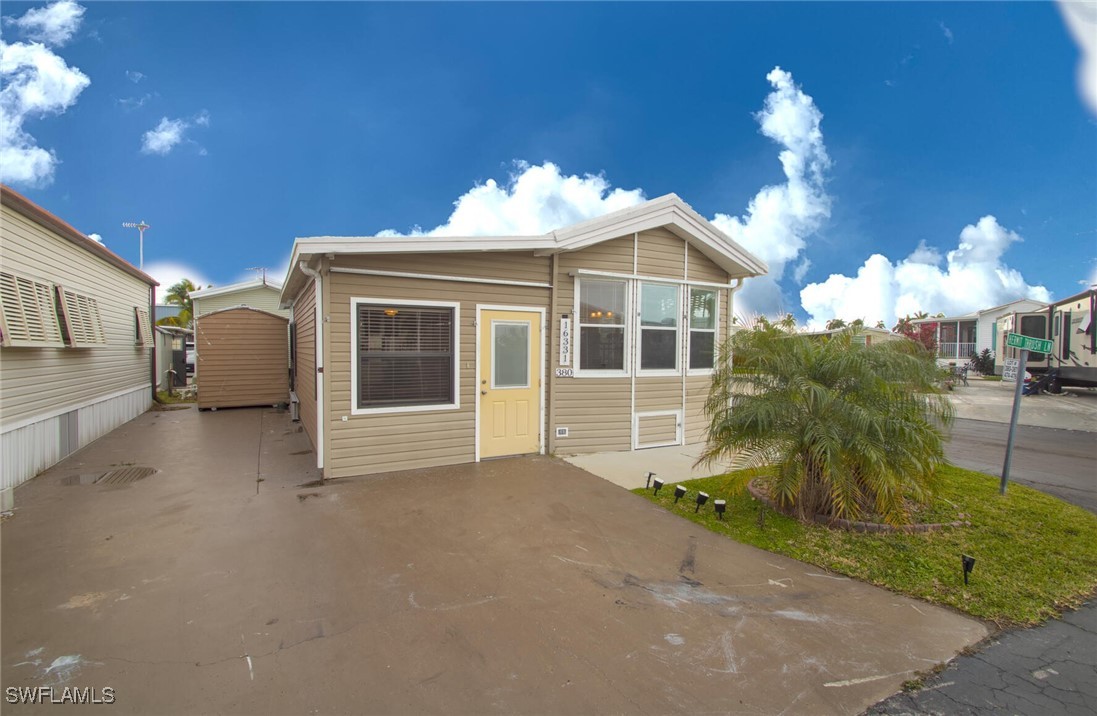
(479, 309, 541, 459)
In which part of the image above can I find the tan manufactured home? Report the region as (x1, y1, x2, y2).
(0, 186, 157, 506)
(190, 278, 289, 319)
(278, 194, 767, 479)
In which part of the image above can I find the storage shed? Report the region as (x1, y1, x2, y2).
(195, 306, 290, 409)
(279, 193, 767, 479)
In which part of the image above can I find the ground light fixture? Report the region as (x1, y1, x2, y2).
(962, 554, 976, 585)
(695, 492, 709, 513)
(652, 478, 664, 496)
(674, 484, 688, 503)
(645, 472, 656, 489)
(714, 499, 727, 520)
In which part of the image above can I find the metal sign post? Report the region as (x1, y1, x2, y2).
(1000, 343, 1029, 495)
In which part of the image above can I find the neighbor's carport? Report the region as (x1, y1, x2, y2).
(195, 306, 289, 409)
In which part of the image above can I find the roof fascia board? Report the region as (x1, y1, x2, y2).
(190, 279, 283, 300)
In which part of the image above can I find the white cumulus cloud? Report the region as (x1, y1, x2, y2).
(1059, 1, 1097, 116)
(379, 160, 645, 236)
(4, 0, 84, 47)
(125, 69, 144, 83)
(86, 232, 102, 243)
(800, 215, 1052, 329)
(711, 67, 832, 317)
(141, 111, 209, 155)
(0, 5, 90, 187)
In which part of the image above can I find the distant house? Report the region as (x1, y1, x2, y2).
(278, 193, 767, 478)
(154, 324, 191, 389)
(912, 298, 1049, 362)
(800, 326, 906, 347)
(0, 186, 157, 508)
(190, 278, 288, 319)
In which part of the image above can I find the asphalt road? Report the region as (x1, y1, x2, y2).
(945, 418, 1097, 513)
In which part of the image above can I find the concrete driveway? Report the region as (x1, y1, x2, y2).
(2, 407, 986, 714)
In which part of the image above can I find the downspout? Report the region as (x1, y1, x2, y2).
(150, 284, 157, 403)
(298, 261, 325, 476)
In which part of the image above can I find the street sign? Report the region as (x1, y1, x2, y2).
(1002, 358, 1020, 383)
(1005, 332, 1052, 354)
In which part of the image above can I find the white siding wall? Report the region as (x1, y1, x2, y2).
(194, 285, 289, 318)
(0, 204, 153, 495)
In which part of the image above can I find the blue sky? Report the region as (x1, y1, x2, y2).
(2, 1, 1094, 326)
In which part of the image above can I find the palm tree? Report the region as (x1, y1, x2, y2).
(778, 313, 798, 332)
(157, 278, 198, 328)
(825, 318, 847, 330)
(700, 326, 952, 525)
(874, 320, 887, 330)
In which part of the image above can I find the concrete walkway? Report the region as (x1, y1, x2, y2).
(1, 406, 988, 715)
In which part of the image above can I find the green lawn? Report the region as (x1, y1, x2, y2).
(633, 465, 1097, 627)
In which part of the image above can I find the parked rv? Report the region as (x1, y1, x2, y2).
(998, 288, 1096, 389)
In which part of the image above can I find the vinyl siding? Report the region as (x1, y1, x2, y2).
(196, 308, 289, 409)
(636, 412, 679, 448)
(325, 257, 550, 478)
(337, 251, 551, 285)
(637, 228, 685, 278)
(0, 204, 152, 432)
(293, 281, 318, 452)
(686, 244, 728, 284)
(194, 285, 289, 318)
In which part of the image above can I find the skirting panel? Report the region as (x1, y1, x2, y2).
(1, 386, 151, 493)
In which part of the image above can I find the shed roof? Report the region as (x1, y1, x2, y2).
(1, 185, 157, 286)
(279, 193, 767, 305)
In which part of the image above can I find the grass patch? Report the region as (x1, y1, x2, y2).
(980, 375, 1003, 381)
(155, 390, 195, 405)
(633, 464, 1097, 627)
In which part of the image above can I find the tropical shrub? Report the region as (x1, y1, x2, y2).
(700, 326, 953, 525)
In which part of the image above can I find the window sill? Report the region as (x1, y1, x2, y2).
(573, 370, 629, 379)
(350, 402, 461, 417)
(637, 369, 681, 378)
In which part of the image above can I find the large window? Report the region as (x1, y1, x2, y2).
(639, 283, 679, 372)
(578, 279, 627, 372)
(688, 288, 717, 371)
(354, 301, 458, 412)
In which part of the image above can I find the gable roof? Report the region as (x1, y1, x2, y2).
(279, 193, 767, 303)
(1, 185, 157, 287)
(190, 278, 283, 300)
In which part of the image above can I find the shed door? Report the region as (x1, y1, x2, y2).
(479, 310, 541, 459)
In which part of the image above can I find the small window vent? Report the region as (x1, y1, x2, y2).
(555, 427, 569, 438)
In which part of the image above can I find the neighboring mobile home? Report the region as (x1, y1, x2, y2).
(279, 194, 767, 479)
(190, 277, 288, 319)
(911, 298, 1048, 364)
(0, 186, 157, 507)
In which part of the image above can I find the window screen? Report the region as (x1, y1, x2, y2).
(688, 288, 717, 370)
(356, 305, 455, 408)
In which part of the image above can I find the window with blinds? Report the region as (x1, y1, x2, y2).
(0, 271, 66, 347)
(356, 304, 455, 409)
(56, 286, 106, 347)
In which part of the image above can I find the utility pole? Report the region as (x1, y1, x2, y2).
(122, 221, 150, 270)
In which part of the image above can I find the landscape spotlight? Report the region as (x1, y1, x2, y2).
(962, 554, 976, 585)
(674, 485, 688, 503)
(695, 492, 709, 513)
(652, 478, 664, 496)
(645, 472, 656, 489)
(714, 499, 726, 520)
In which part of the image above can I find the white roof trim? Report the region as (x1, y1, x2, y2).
(190, 278, 283, 300)
(279, 193, 768, 305)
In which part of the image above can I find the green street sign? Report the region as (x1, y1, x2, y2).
(1005, 332, 1052, 353)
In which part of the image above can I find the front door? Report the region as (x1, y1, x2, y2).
(479, 309, 541, 459)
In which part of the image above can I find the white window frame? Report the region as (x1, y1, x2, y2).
(0, 271, 65, 348)
(490, 319, 532, 389)
(686, 287, 720, 376)
(637, 281, 682, 377)
(574, 277, 630, 377)
(350, 297, 461, 416)
(135, 307, 154, 347)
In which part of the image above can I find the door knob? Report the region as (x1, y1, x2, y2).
(481, 390, 488, 395)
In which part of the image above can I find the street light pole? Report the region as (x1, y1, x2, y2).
(122, 221, 150, 270)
